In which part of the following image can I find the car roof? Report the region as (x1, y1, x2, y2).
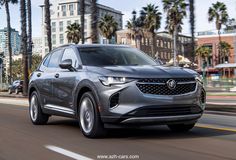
(58, 44, 130, 49)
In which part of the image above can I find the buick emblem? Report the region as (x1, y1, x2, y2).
(167, 79, 176, 90)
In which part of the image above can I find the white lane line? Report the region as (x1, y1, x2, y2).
(45, 145, 93, 160)
(206, 102, 236, 105)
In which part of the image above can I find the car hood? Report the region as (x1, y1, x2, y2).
(86, 65, 197, 78)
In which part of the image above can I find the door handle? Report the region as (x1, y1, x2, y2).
(55, 73, 59, 78)
(37, 73, 41, 77)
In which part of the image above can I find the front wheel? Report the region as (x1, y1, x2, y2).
(79, 92, 106, 138)
(29, 91, 49, 125)
(168, 123, 195, 132)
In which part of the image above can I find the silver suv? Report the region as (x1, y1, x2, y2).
(29, 44, 206, 138)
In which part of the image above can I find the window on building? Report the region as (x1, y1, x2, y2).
(45, 37, 48, 46)
(60, 34, 64, 44)
(67, 20, 71, 26)
(84, 19, 87, 29)
(61, 5, 66, 16)
(52, 34, 56, 45)
(52, 22, 56, 32)
(69, 4, 74, 16)
(59, 21, 63, 32)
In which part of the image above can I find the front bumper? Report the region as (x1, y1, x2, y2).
(95, 80, 205, 125)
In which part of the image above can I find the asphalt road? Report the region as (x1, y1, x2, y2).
(0, 101, 236, 160)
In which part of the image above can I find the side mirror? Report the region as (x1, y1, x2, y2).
(59, 59, 74, 71)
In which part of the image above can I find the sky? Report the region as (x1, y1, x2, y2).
(0, 0, 235, 37)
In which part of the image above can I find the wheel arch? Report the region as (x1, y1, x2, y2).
(74, 80, 100, 117)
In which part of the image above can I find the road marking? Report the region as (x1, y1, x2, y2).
(45, 145, 93, 160)
(196, 123, 236, 132)
(206, 102, 236, 105)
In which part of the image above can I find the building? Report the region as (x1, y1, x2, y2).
(0, 27, 21, 56)
(40, 0, 123, 56)
(32, 37, 43, 55)
(116, 30, 192, 63)
(197, 30, 236, 76)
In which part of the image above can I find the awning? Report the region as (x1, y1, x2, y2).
(215, 63, 236, 68)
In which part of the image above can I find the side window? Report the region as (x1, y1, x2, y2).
(48, 50, 62, 68)
(43, 54, 51, 67)
(61, 48, 78, 68)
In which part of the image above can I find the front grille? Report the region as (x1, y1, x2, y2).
(136, 78, 196, 95)
(128, 105, 202, 117)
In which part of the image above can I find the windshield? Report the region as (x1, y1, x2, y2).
(78, 47, 157, 66)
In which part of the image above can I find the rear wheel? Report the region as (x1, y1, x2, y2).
(15, 88, 19, 94)
(8, 89, 12, 94)
(168, 123, 195, 132)
(29, 91, 49, 125)
(79, 92, 106, 138)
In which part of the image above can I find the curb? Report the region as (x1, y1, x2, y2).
(206, 103, 236, 113)
(0, 94, 27, 99)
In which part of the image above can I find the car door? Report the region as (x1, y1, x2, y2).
(52, 47, 80, 115)
(36, 49, 63, 107)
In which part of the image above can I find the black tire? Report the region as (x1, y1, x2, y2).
(78, 92, 106, 138)
(168, 123, 195, 132)
(29, 91, 49, 125)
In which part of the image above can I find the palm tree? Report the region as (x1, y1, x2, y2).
(189, 0, 195, 65)
(162, 0, 188, 66)
(0, 0, 18, 83)
(91, 0, 98, 43)
(66, 23, 81, 44)
(98, 14, 118, 44)
(219, 41, 233, 63)
(27, 0, 32, 70)
(208, 2, 229, 43)
(20, 0, 28, 96)
(196, 46, 211, 71)
(80, 0, 85, 44)
(126, 10, 144, 48)
(140, 4, 162, 57)
(208, 2, 229, 64)
(44, 0, 52, 51)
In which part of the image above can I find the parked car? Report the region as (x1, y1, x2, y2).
(28, 44, 206, 138)
(8, 80, 23, 94)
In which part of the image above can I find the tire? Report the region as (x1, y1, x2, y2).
(29, 91, 49, 125)
(168, 123, 195, 132)
(78, 92, 106, 138)
(15, 88, 19, 94)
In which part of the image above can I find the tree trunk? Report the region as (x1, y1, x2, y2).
(44, 0, 52, 51)
(20, 0, 29, 96)
(80, 0, 85, 44)
(27, 0, 32, 70)
(5, 2, 12, 84)
(189, 0, 195, 66)
(152, 32, 156, 58)
(91, 0, 98, 43)
(217, 29, 221, 64)
(173, 25, 178, 66)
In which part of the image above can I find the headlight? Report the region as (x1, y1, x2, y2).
(195, 74, 203, 84)
(99, 76, 133, 86)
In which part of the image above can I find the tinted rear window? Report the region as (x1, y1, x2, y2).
(78, 47, 157, 66)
